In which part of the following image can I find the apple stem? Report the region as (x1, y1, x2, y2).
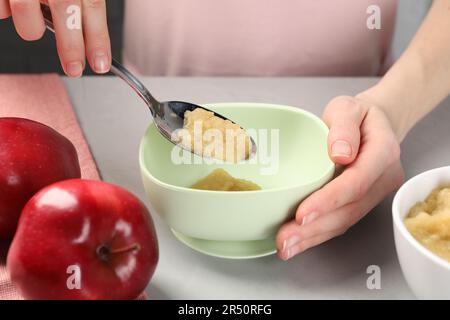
(97, 243, 140, 262)
(109, 243, 141, 255)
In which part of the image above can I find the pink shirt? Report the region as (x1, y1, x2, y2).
(123, 0, 397, 76)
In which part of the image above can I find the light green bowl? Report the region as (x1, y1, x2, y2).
(139, 103, 334, 247)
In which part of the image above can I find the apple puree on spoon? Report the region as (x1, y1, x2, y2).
(175, 108, 252, 163)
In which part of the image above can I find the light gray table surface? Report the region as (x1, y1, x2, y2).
(63, 77, 450, 299)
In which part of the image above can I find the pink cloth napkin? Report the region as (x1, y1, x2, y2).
(0, 74, 145, 300)
(0, 74, 100, 181)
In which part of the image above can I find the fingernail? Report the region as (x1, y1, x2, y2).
(66, 61, 83, 77)
(302, 212, 319, 225)
(285, 236, 301, 251)
(285, 248, 291, 260)
(94, 52, 110, 73)
(282, 240, 287, 252)
(282, 235, 301, 260)
(331, 140, 352, 158)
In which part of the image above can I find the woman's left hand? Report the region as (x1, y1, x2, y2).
(276, 95, 405, 260)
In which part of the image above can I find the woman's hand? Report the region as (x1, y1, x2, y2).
(275, 0, 450, 261)
(0, 0, 111, 77)
(276, 95, 405, 260)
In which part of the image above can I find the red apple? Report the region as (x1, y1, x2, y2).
(7, 179, 159, 300)
(0, 118, 81, 239)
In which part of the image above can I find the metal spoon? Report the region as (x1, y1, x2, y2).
(40, 4, 256, 161)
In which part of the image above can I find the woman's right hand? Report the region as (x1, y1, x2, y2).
(0, 0, 111, 77)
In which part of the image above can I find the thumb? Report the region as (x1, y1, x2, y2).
(323, 96, 367, 165)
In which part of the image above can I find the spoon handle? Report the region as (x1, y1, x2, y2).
(40, 3, 159, 116)
(109, 60, 159, 115)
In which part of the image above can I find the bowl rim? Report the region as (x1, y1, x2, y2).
(392, 165, 450, 270)
(139, 102, 335, 194)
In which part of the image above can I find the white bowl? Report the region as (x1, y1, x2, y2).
(392, 166, 450, 299)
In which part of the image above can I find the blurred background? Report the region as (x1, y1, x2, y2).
(0, 0, 431, 75)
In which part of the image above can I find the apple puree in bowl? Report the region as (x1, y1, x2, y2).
(175, 108, 251, 163)
(191, 169, 261, 191)
(404, 187, 450, 262)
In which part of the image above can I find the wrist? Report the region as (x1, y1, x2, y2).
(356, 84, 412, 142)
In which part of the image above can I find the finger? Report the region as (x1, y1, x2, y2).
(277, 215, 347, 256)
(323, 96, 367, 165)
(278, 228, 346, 260)
(48, 0, 85, 77)
(81, 0, 111, 74)
(0, 0, 11, 19)
(9, 0, 45, 40)
(278, 160, 404, 260)
(299, 160, 403, 235)
(296, 112, 400, 224)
